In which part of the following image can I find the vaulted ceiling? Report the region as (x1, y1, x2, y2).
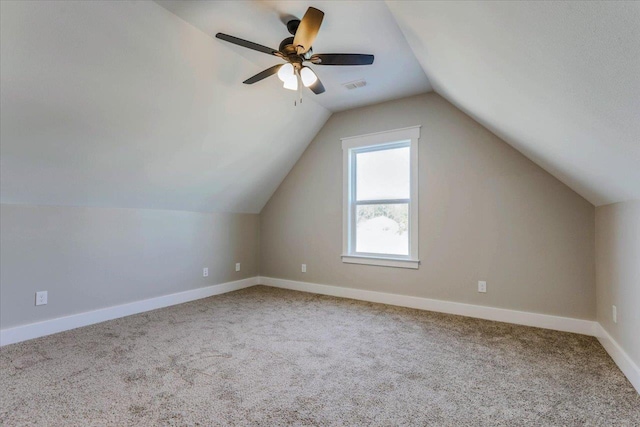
(0, 1, 333, 213)
(387, 1, 640, 206)
(1, 1, 638, 213)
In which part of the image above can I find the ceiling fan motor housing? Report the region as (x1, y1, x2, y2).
(279, 37, 312, 63)
(279, 37, 295, 54)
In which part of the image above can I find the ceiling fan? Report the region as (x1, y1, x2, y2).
(215, 7, 374, 96)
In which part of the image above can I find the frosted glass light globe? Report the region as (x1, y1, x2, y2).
(283, 77, 298, 91)
(277, 63, 295, 82)
(300, 67, 318, 87)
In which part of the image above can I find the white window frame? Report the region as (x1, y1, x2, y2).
(341, 125, 420, 269)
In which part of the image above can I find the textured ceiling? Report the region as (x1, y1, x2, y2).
(0, 0, 330, 213)
(387, 1, 640, 206)
(156, 1, 432, 112)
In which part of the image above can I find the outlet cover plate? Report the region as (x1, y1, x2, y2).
(35, 291, 48, 306)
(478, 281, 487, 293)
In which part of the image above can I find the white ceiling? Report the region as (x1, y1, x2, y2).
(2, 1, 637, 214)
(0, 0, 331, 213)
(156, 1, 432, 112)
(387, 1, 640, 206)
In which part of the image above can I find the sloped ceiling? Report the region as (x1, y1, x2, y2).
(2, 1, 637, 214)
(0, 0, 331, 213)
(387, 1, 640, 206)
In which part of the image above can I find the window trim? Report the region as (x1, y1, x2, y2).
(341, 125, 420, 269)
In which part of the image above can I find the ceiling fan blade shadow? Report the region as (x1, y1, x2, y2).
(293, 7, 324, 54)
(309, 77, 325, 95)
(216, 33, 282, 57)
(311, 54, 374, 66)
(243, 64, 283, 84)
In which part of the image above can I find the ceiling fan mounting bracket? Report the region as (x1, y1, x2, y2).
(286, 19, 301, 36)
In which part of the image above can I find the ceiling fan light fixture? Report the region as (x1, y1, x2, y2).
(300, 66, 318, 87)
(277, 63, 295, 82)
(283, 77, 298, 91)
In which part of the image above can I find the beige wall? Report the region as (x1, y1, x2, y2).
(0, 204, 259, 329)
(260, 93, 596, 319)
(596, 200, 640, 365)
(0, 94, 600, 330)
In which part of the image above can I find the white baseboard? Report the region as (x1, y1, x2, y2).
(0, 276, 259, 347)
(3, 275, 637, 396)
(595, 324, 640, 394)
(258, 277, 597, 336)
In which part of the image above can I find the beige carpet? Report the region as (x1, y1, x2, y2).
(1, 286, 638, 426)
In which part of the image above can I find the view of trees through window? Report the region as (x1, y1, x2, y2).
(356, 204, 409, 255)
(357, 204, 408, 234)
(354, 145, 410, 256)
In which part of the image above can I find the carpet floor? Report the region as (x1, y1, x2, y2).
(1, 286, 638, 426)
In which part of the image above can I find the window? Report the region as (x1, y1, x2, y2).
(342, 126, 420, 269)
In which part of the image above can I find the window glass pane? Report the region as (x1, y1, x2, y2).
(356, 146, 410, 201)
(356, 204, 409, 255)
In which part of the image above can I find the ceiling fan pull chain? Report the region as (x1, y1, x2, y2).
(292, 69, 302, 107)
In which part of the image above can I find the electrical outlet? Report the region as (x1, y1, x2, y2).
(35, 291, 48, 306)
(235, 263, 241, 272)
(478, 281, 487, 293)
(612, 305, 617, 323)
(301, 264, 307, 273)
(203, 268, 208, 277)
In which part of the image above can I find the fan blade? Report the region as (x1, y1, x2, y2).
(243, 64, 283, 84)
(311, 54, 374, 66)
(309, 77, 325, 95)
(216, 33, 281, 56)
(293, 7, 324, 54)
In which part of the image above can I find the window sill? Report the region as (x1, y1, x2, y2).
(341, 255, 420, 269)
